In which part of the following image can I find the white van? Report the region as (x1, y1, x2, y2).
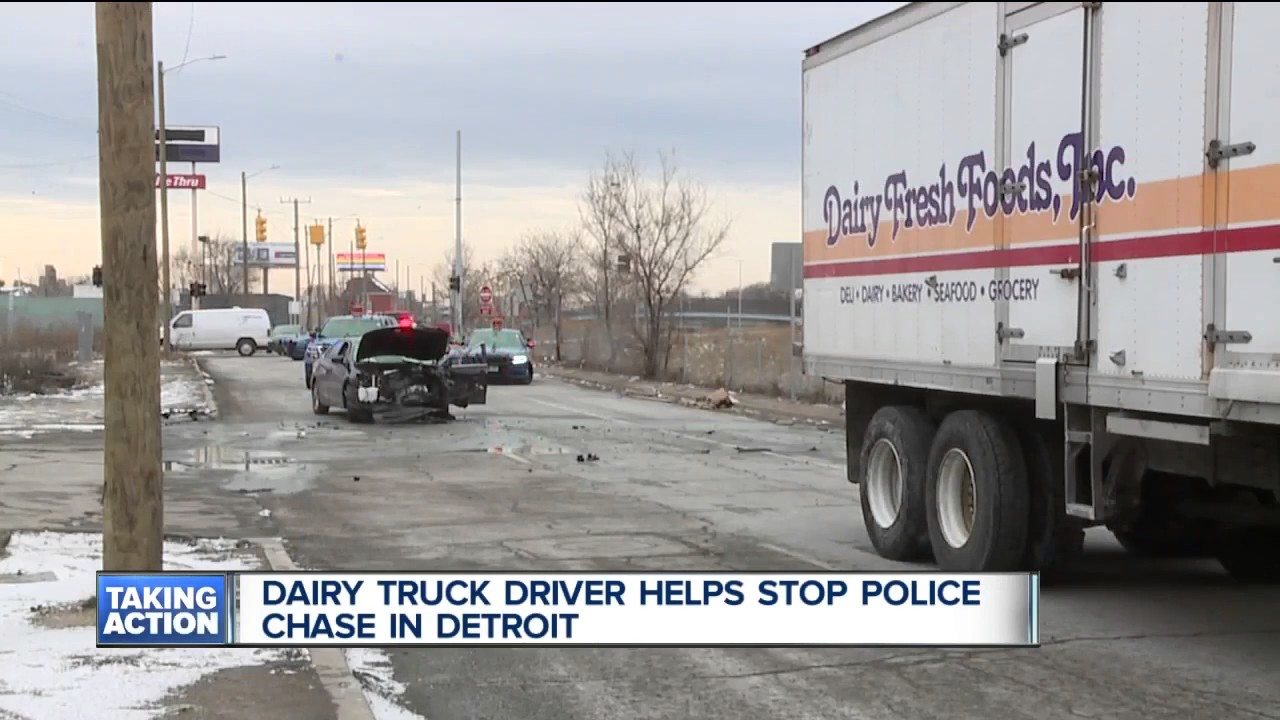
(167, 307, 272, 356)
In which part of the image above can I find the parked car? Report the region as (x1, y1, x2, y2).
(453, 328, 536, 385)
(304, 314, 397, 387)
(280, 326, 314, 361)
(268, 324, 302, 355)
(166, 307, 271, 356)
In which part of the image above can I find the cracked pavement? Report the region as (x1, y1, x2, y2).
(3, 352, 1279, 719)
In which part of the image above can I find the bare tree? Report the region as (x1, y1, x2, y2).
(586, 150, 729, 377)
(579, 155, 630, 365)
(512, 229, 584, 361)
(173, 235, 258, 296)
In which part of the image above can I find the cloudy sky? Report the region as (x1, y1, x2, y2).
(0, 1, 901, 293)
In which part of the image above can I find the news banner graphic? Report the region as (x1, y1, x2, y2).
(97, 572, 1039, 648)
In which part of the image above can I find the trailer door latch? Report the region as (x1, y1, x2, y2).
(998, 32, 1029, 56)
(1205, 324, 1252, 348)
(1050, 267, 1080, 280)
(997, 323, 1025, 343)
(1206, 139, 1256, 169)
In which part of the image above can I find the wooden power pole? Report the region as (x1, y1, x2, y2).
(96, 1, 164, 571)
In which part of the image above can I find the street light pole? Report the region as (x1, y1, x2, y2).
(240, 165, 279, 297)
(241, 170, 248, 295)
(157, 60, 171, 352)
(453, 130, 463, 336)
(155, 53, 225, 347)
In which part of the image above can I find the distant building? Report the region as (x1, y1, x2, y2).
(770, 242, 802, 292)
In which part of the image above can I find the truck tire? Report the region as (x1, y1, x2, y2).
(858, 405, 935, 562)
(1214, 527, 1280, 583)
(1018, 426, 1083, 579)
(925, 410, 1030, 572)
(236, 338, 256, 357)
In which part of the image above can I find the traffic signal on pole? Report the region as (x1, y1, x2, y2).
(92, 266, 103, 287)
(255, 213, 268, 242)
(309, 224, 326, 247)
(448, 275, 460, 292)
(616, 254, 631, 273)
(189, 282, 207, 298)
(355, 224, 368, 250)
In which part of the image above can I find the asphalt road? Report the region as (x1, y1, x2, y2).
(198, 353, 1280, 720)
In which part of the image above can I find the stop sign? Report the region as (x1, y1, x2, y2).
(479, 285, 493, 306)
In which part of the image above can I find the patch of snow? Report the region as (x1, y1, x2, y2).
(0, 368, 209, 437)
(0, 531, 286, 720)
(346, 648, 427, 720)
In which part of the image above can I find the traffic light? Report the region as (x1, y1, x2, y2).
(92, 265, 103, 287)
(448, 275, 460, 292)
(616, 254, 631, 273)
(189, 282, 207, 298)
(255, 213, 268, 242)
(355, 224, 368, 250)
(308, 224, 325, 246)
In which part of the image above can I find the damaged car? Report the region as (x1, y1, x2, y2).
(309, 325, 488, 423)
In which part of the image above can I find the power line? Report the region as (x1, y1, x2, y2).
(0, 154, 97, 170)
(176, 2, 197, 74)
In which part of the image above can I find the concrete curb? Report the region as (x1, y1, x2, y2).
(191, 356, 220, 420)
(541, 364, 844, 428)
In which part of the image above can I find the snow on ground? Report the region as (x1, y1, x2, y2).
(346, 648, 428, 720)
(0, 531, 286, 720)
(0, 358, 211, 438)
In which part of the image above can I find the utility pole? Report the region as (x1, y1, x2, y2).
(96, 0, 163, 572)
(240, 171, 248, 295)
(157, 59, 171, 351)
(327, 217, 334, 304)
(281, 197, 310, 322)
(453, 129, 463, 335)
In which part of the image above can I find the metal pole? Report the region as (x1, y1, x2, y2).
(293, 199, 301, 321)
(157, 61, 171, 352)
(189, 162, 198, 309)
(303, 217, 311, 327)
(453, 129, 463, 336)
(737, 260, 743, 329)
(240, 170, 248, 295)
(190, 162, 198, 255)
(789, 274, 798, 402)
(327, 217, 334, 303)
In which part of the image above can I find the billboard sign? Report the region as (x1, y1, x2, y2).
(155, 126, 221, 164)
(232, 243, 298, 268)
(336, 252, 387, 272)
(155, 173, 207, 190)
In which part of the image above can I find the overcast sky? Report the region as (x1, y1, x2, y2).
(0, 1, 902, 292)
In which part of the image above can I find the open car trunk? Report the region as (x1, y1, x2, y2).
(351, 327, 487, 416)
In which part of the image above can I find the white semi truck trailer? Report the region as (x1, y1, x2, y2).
(802, 1, 1280, 580)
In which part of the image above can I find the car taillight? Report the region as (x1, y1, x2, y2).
(399, 317, 412, 328)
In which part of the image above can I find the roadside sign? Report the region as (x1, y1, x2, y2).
(491, 317, 504, 330)
(479, 285, 493, 306)
(154, 173, 206, 190)
(155, 125, 221, 164)
(479, 305, 494, 316)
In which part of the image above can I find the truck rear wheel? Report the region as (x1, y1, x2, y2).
(925, 410, 1030, 572)
(1019, 426, 1084, 579)
(1215, 527, 1280, 583)
(858, 405, 935, 562)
